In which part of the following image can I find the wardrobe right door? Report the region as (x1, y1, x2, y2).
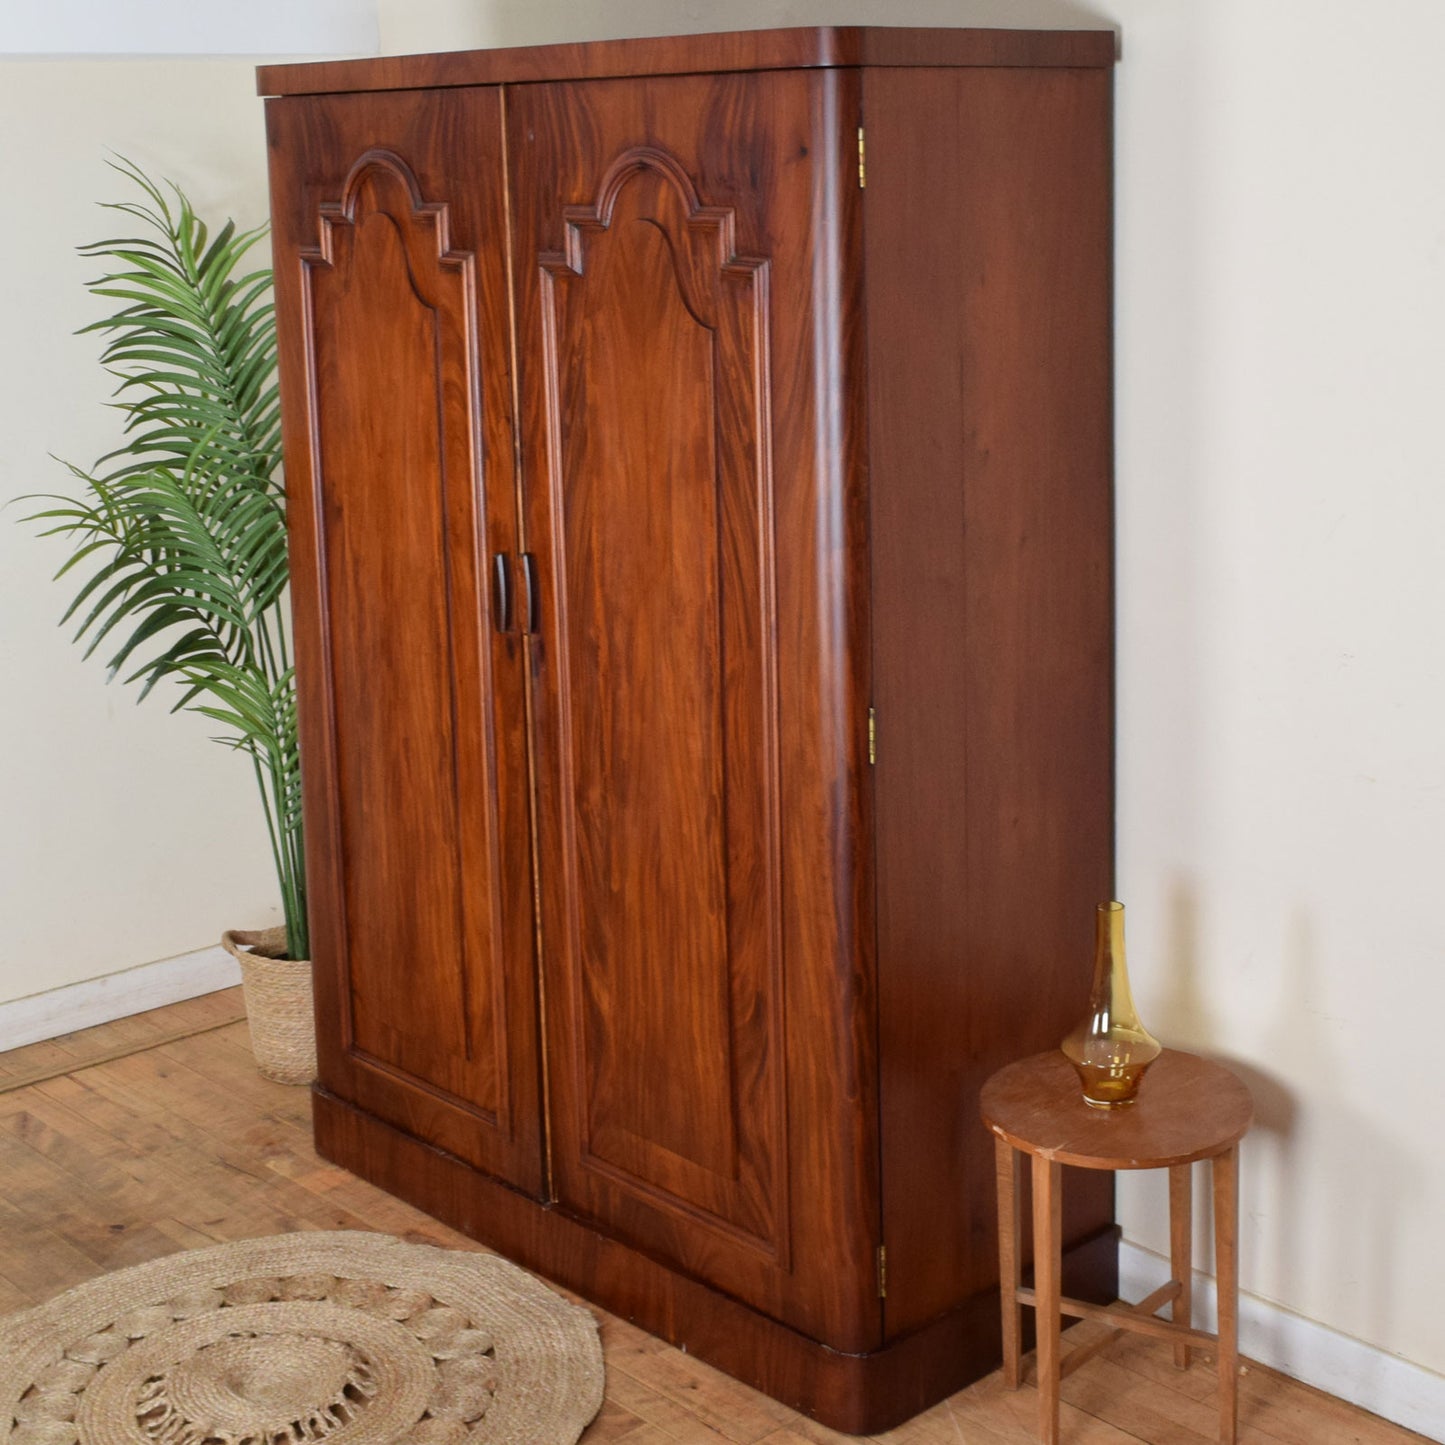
(507, 67, 882, 1350)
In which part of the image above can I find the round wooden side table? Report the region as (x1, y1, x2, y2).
(980, 1048, 1253, 1445)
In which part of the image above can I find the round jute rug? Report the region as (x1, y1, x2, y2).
(0, 1232, 603, 1445)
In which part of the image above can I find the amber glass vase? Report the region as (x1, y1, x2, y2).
(1061, 901, 1161, 1107)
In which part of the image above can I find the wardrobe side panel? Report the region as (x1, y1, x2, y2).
(863, 65, 1117, 1340)
(265, 90, 543, 1191)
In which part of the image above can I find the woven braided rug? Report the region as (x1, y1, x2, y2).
(0, 1232, 603, 1445)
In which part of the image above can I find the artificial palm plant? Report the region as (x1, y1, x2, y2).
(25, 160, 306, 962)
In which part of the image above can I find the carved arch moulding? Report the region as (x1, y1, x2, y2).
(539, 144, 771, 326)
(301, 148, 478, 312)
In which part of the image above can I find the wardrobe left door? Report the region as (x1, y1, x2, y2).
(267, 88, 544, 1192)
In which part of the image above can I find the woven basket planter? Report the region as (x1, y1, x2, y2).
(222, 926, 317, 1086)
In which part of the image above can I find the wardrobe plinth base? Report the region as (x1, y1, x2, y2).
(313, 1088, 1118, 1435)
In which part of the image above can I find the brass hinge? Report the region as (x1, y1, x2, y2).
(868, 707, 877, 766)
(857, 126, 867, 188)
(876, 1244, 887, 1298)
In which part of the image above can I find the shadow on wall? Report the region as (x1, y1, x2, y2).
(461, 0, 1120, 51)
(1256, 911, 1422, 1353)
(1153, 892, 1421, 1353)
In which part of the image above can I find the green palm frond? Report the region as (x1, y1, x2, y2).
(30, 446, 287, 693)
(80, 158, 281, 496)
(18, 160, 305, 958)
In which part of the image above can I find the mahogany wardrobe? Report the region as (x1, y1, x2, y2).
(259, 26, 1118, 1432)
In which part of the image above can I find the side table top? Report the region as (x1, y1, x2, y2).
(980, 1048, 1253, 1169)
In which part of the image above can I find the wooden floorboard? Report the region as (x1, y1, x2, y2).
(0, 994, 1430, 1445)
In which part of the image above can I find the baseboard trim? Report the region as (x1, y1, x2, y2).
(0, 946, 242, 1052)
(1120, 1240, 1444, 1441)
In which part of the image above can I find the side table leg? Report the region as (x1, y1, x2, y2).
(1169, 1162, 1193, 1369)
(995, 1137, 1023, 1389)
(1214, 1145, 1240, 1444)
(1032, 1153, 1062, 1445)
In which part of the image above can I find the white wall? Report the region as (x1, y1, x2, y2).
(0, 3, 381, 1010)
(375, 0, 1108, 53)
(1109, 0, 1445, 1393)
(5, 0, 376, 55)
(0, 61, 298, 1005)
(4, 0, 1442, 1416)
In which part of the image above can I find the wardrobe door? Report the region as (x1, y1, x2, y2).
(508, 69, 881, 1348)
(267, 90, 543, 1192)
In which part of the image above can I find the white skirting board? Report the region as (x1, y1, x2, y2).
(1120, 1240, 1445, 1441)
(0, 946, 242, 1053)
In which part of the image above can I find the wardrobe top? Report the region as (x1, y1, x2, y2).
(256, 25, 1117, 97)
